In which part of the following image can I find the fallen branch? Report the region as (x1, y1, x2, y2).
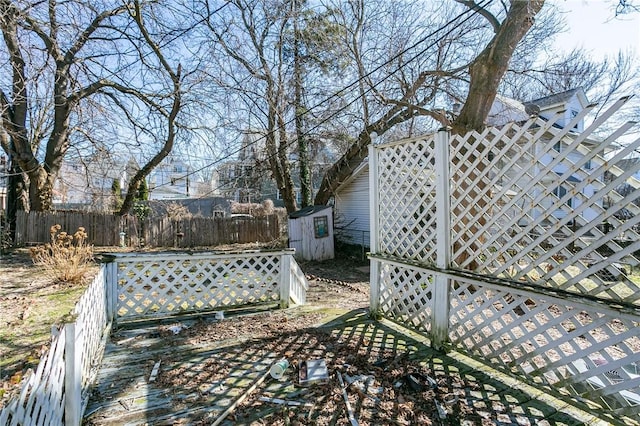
(211, 368, 271, 426)
(259, 396, 313, 407)
(337, 371, 359, 426)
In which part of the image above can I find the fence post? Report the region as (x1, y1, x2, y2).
(103, 256, 118, 324)
(64, 321, 82, 426)
(368, 144, 382, 317)
(432, 128, 452, 350)
(280, 253, 291, 308)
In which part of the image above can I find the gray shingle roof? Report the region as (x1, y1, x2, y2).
(525, 88, 581, 109)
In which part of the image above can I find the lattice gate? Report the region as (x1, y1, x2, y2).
(369, 97, 640, 423)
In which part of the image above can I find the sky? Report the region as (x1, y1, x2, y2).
(553, 0, 640, 62)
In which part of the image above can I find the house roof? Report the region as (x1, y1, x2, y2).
(289, 205, 332, 219)
(487, 95, 530, 126)
(334, 160, 369, 193)
(146, 197, 230, 217)
(526, 88, 588, 110)
(615, 157, 640, 172)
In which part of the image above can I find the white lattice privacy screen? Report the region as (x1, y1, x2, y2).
(369, 97, 640, 422)
(111, 250, 305, 320)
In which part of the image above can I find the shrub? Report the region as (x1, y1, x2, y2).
(29, 224, 94, 285)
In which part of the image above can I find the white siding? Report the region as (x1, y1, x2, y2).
(334, 165, 370, 247)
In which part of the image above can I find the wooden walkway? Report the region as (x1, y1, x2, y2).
(83, 306, 603, 425)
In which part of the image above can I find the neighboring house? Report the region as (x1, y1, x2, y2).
(333, 161, 370, 247)
(212, 131, 270, 203)
(53, 154, 139, 211)
(525, 88, 590, 133)
(212, 130, 336, 206)
(524, 88, 599, 222)
(333, 88, 600, 247)
(148, 156, 193, 200)
(145, 197, 231, 218)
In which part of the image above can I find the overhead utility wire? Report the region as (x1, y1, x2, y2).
(151, 0, 492, 199)
(30, 1, 490, 201)
(175, 0, 493, 204)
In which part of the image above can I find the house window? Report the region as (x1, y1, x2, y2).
(553, 186, 573, 207)
(213, 210, 224, 218)
(314, 216, 329, 238)
(553, 141, 562, 152)
(571, 110, 579, 129)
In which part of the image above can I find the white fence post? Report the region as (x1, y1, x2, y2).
(64, 321, 82, 426)
(369, 144, 381, 316)
(280, 253, 291, 308)
(104, 257, 118, 324)
(432, 128, 452, 350)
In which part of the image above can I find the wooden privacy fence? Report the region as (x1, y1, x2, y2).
(0, 250, 308, 425)
(369, 98, 640, 424)
(15, 210, 122, 246)
(14, 211, 280, 248)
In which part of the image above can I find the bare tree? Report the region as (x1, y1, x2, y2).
(0, 0, 189, 221)
(197, 0, 300, 212)
(0, 0, 131, 212)
(314, 0, 545, 205)
(117, 0, 183, 216)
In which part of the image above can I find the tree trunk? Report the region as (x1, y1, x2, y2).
(293, 7, 312, 209)
(450, 0, 544, 269)
(314, 102, 422, 206)
(452, 1, 544, 135)
(278, 113, 298, 213)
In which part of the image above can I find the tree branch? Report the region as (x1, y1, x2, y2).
(64, 4, 130, 64)
(455, 0, 501, 32)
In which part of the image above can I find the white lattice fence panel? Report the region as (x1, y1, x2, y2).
(0, 327, 66, 426)
(115, 252, 283, 320)
(376, 135, 438, 263)
(449, 275, 640, 421)
(377, 259, 436, 333)
(289, 257, 308, 305)
(73, 266, 108, 391)
(448, 99, 640, 306)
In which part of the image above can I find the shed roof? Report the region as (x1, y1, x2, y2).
(289, 205, 332, 219)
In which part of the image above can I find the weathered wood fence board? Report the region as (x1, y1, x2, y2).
(14, 211, 280, 248)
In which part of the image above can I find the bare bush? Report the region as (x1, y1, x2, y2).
(231, 199, 283, 217)
(29, 225, 94, 285)
(166, 202, 192, 220)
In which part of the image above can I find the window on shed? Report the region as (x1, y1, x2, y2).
(314, 216, 329, 238)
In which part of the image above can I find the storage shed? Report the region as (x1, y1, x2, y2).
(288, 205, 335, 261)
